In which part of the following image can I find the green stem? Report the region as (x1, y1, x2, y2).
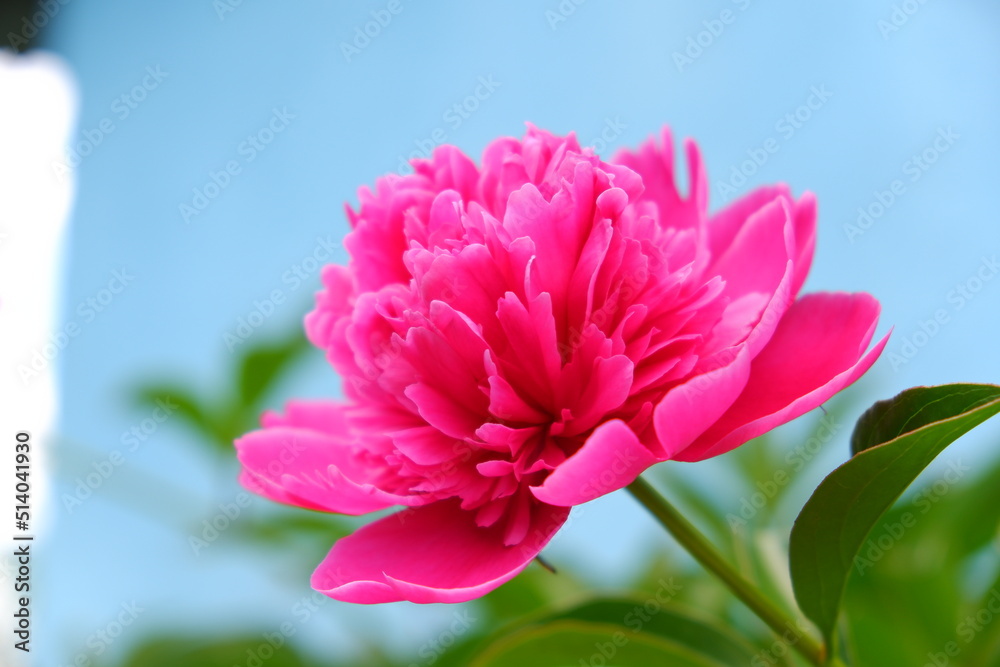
(627, 476, 829, 666)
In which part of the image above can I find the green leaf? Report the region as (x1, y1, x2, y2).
(789, 383, 1000, 645)
(237, 332, 310, 409)
(134, 384, 223, 444)
(850, 384, 1000, 455)
(543, 599, 762, 665)
(470, 619, 725, 667)
(465, 596, 763, 667)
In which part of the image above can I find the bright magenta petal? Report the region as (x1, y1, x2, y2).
(652, 344, 753, 459)
(709, 197, 794, 356)
(305, 265, 355, 350)
(311, 499, 569, 603)
(790, 192, 817, 296)
(237, 469, 304, 509)
(237, 420, 417, 515)
(530, 420, 658, 506)
(613, 129, 707, 234)
(676, 293, 887, 461)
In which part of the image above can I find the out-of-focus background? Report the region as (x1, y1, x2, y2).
(3, 1, 999, 665)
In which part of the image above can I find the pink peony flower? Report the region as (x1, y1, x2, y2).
(236, 125, 887, 604)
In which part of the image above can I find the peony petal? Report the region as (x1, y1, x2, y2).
(503, 181, 587, 335)
(488, 371, 549, 424)
(494, 291, 562, 411)
(558, 353, 634, 437)
(653, 344, 753, 460)
(612, 129, 707, 236)
(237, 412, 420, 515)
(409, 243, 508, 331)
(790, 192, 817, 297)
(345, 176, 432, 291)
(390, 426, 465, 466)
(707, 185, 791, 260)
(530, 420, 658, 506)
(238, 468, 304, 509)
(708, 196, 794, 356)
(676, 292, 887, 462)
(260, 398, 350, 434)
(416, 145, 480, 204)
(404, 382, 484, 440)
(311, 499, 569, 603)
(305, 264, 355, 350)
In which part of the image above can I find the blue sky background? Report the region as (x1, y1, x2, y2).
(32, 0, 1000, 664)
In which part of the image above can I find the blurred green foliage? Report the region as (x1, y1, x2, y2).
(109, 636, 312, 667)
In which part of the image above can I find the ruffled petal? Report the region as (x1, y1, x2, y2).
(237, 401, 422, 515)
(612, 128, 707, 236)
(311, 499, 569, 603)
(530, 420, 658, 506)
(653, 344, 753, 460)
(707, 196, 795, 356)
(707, 185, 791, 260)
(790, 192, 817, 296)
(676, 292, 887, 461)
(305, 264, 355, 350)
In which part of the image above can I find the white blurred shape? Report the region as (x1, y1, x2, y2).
(0, 49, 77, 665)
